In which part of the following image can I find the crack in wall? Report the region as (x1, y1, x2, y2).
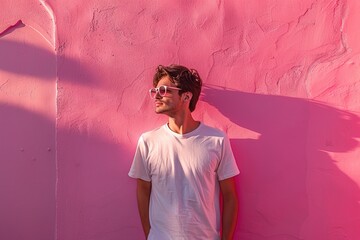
(0, 79, 9, 90)
(0, 20, 25, 38)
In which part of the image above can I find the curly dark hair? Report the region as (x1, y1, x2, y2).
(153, 64, 202, 112)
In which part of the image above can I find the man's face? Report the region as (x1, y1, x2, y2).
(152, 76, 184, 116)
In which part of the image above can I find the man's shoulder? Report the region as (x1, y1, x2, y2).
(140, 124, 166, 140)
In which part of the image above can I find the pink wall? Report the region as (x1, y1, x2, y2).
(0, 1, 56, 239)
(1, 1, 360, 240)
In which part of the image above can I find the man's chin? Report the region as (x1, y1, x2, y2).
(155, 109, 165, 114)
(155, 108, 171, 116)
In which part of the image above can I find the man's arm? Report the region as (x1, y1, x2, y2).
(137, 178, 152, 239)
(219, 177, 238, 240)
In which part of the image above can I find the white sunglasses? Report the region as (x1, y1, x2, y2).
(149, 85, 182, 98)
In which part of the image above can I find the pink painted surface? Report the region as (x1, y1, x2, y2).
(0, 1, 56, 240)
(1, 0, 360, 240)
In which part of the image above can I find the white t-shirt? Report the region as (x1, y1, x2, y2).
(128, 123, 240, 240)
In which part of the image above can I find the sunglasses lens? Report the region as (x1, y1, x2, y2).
(159, 86, 166, 96)
(149, 89, 157, 98)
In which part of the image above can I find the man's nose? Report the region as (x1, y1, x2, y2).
(155, 91, 162, 99)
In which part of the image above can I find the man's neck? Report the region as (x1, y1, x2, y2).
(167, 114, 199, 135)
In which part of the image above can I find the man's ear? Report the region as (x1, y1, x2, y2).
(183, 92, 193, 101)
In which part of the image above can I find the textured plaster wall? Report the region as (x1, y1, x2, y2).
(0, 1, 56, 240)
(1, 0, 360, 240)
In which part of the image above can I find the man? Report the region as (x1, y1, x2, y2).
(128, 64, 240, 240)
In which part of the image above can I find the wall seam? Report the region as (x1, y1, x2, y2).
(38, 1, 58, 240)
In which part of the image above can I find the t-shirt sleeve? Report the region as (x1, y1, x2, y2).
(217, 135, 240, 181)
(128, 136, 151, 182)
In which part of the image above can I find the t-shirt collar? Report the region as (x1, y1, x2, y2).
(164, 122, 202, 138)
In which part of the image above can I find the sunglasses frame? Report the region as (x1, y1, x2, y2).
(149, 85, 182, 98)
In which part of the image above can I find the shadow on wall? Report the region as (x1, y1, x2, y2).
(0, 104, 56, 240)
(0, 29, 143, 239)
(56, 122, 140, 240)
(0, 38, 98, 85)
(203, 86, 360, 240)
(0, 103, 140, 240)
